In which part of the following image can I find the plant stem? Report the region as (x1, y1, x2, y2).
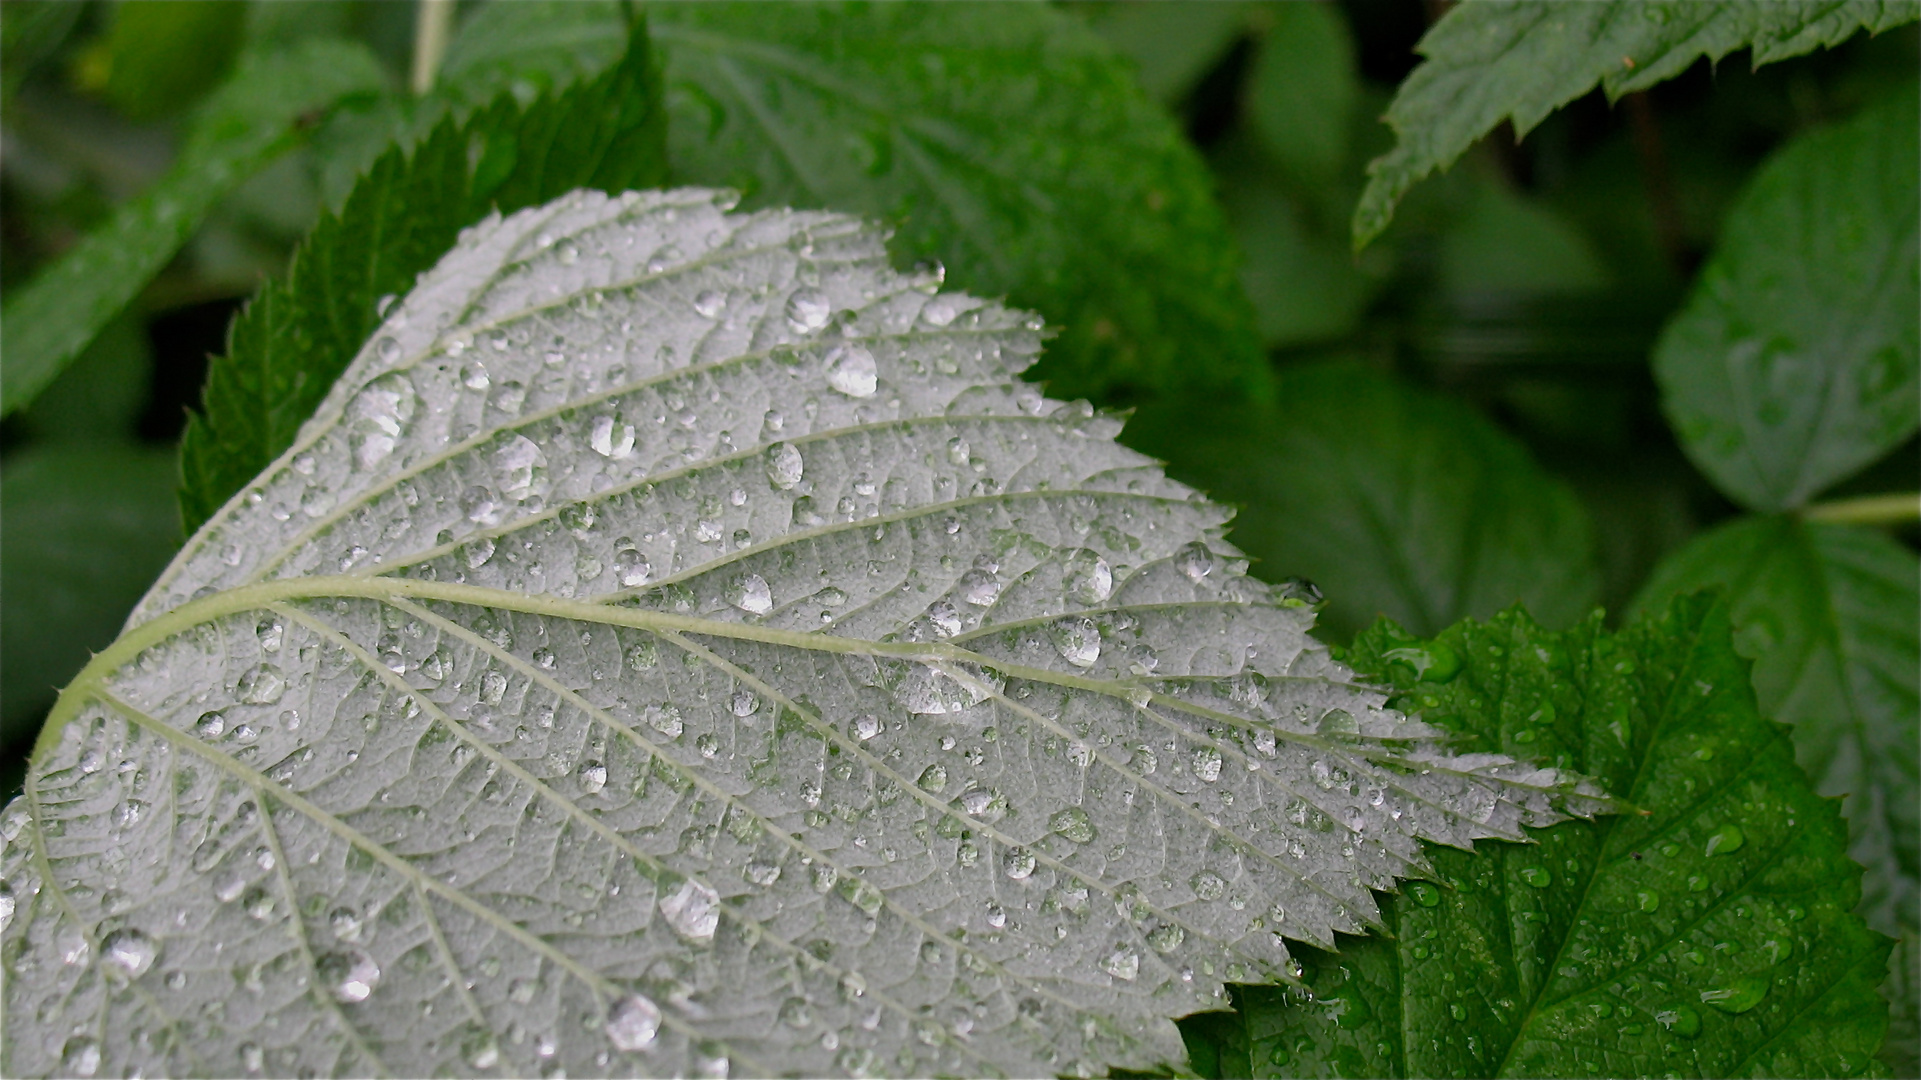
(410, 0, 455, 96)
(1801, 492, 1921, 526)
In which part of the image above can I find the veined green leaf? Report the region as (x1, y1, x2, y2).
(1, 190, 1609, 1078)
(1352, 0, 1920, 249)
(175, 17, 666, 535)
(1633, 515, 1919, 1074)
(1655, 89, 1919, 512)
(1123, 363, 1601, 641)
(0, 38, 388, 419)
(1183, 596, 1894, 1077)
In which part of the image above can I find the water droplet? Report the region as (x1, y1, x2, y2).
(590, 415, 637, 458)
(824, 343, 878, 397)
(319, 949, 381, 1002)
(0, 885, 13, 933)
(237, 664, 286, 705)
(957, 568, 1001, 606)
(785, 288, 832, 332)
(492, 435, 544, 499)
(1519, 867, 1551, 888)
(461, 1027, 501, 1070)
(100, 928, 158, 980)
(1100, 946, 1140, 981)
(1191, 872, 1227, 901)
(645, 704, 683, 737)
(1052, 617, 1101, 668)
(1175, 542, 1214, 582)
(945, 436, 971, 466)
(1147, 923, 1185, 952)
(614, 548, 652, 588)
(374, 336, 402, 363)
(1316, 708, 1359, 737)
(1636, 889, 1661, 912)
(730, 690, 760, 718)
(726, 573, 773, 615)
(346, 372, 417, 470)
(853, 715, 882, 741)
(1655, 1004, 1701, 1038)
(659, 879, 720, 942)
(693, 290, 727, 319)
(746, 861, 782, 886)
(243, 887, 275, 921)
(1049, 807, 1096, 843)
(239, 1042, 265, 1074)
(1408, 881, 1441, 907)
(766, 443, 804, 489)
(606, 993, 662, 1052)
(61, 1038, 101, 1078)
(1704, 823, 1745, 856)
(464, 536, 497, 569)
(1003, 847, 1036, 880)
(1062, 550, 1113, 604)
(917, 763, 949, 793)
(330, 906, 363, 943)
(1700, 975, 1768, 1014)
(256, 618, 284, 652)
(922, 295, 960, 327)
(462, 362, 491, 390)
(1191, 747, 1223, 782)
(578, 761, 608, 794)
(926, 599, 962, 638)
(195, 711, 227, 739)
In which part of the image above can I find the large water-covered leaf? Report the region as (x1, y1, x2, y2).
(0, 190, 1608, 1078)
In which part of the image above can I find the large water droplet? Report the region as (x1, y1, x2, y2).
(1175, 542, 1214, 583)
(591, 415, 637, 459)
(1704, 823, 1745, 856)
(1049, 807, 1096, 843)
(1190, 872, 1227, 901)
(659, 879, 720, 942)
(237, 664, 286, 705)
(1062, 550, 1113, 604)
(824, 343, 878, 398)
(1052, 618, 1101, 668)
(492, 435, 544, 499)
(692, 290, 727, 319)
(195, 711, 227, 739)
(1100, 946, 1140, 981)
(1191, 747, 1223, 782)
(100, 928, 158, 980)
(917, 764, 949, 793)
(319, 949, 381, 1002)
(853, 714, 882, 741)
(1700, 974, 1768, 1014)
(606, 993, 662, 1052)
(614, 548, 652, 588)
(926, 600, 962, 638)
(726, 574, 773, 615)
(346, 373, 417, 470)
(957, 568, 1001, 607)
(785, 288, 831, 333)
(1655, 1004, 1701, 1038)
(766, 443, 804, 489)
(1519, 866, 1552, 888)
(1003, 847, 1036, 880)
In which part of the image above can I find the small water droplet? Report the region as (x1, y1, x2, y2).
(1003, 847, 1036, 880)
(578, 761, 608, 794)
(1704, 823, 1745, 856)
(1100, 946, 1140, 981)
(1049, 807, 1096, 843)
(237, 664, 286, 705)
(1700, 974, 1768, 1014)
(824, 343, 878, 397)
(590, 416, 637, 458)
(917, 763, 949, 793)
(346, 372, 417, 470)
(100, 928, 158, 980)
(693, 290, 727, 319)
(462, 362, 491, 390)
(1175, 542, 1214, 582)
(613, 548, 652, 588)
(1052, 617, 1101, 668)
(726, 573, 773, 615)
(785, 288, 831, 332)
(606, 993, 662, 1052)
(319, 949, 381, 1002)
(195, 711, 228, 739)
(766, 443, 804, 489)
(1191, 747, 1223, 782)
(61, 1038, 102, 1078)
(957, 568, 1001, 606)
(1519, 867, 1551, 888)
(1191, 872, 1227, 901)
(853, 714, 882, 741)
(1062, 550, 1113, 604)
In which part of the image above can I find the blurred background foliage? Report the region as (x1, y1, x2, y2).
(1, 7, 1915, 1054)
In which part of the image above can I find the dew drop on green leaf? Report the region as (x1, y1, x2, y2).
(1519, 866, 1551, 888)
(1704, 823, 1745, 856)
(1700, 974, 1768, 1014)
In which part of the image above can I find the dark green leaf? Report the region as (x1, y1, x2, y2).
(648, 1, 1267, 400)
(1086, 0, 1252, 106)
(0, 39, 388, 418)
(1353, 1, 1920, 249)
(97, 0, 248, 120)
(175, 18, 666, 534)
(1184, 596, 1894, 1077)
(1436, 177, 1611, 297)
(1631, 515, 1919, 1073)
(0, 447, 180, 746)
(1214, 140, 1376, 349)
(8, 316, 152, 447)
(1124, 362, 1601, 640)
(1245, 2, 1359, 186)
(1, 0, 84, 101)
(1654, 89, 1919, 512)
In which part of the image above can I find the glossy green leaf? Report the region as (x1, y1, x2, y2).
(1654, 89, 1919, 511)
(1632, 515, 1919, 1073)
(0, 39, 387, 419)
(1353, 0, 1920, 249)
(1183, 596, 1894, 1077)
(0, 447, 180, 746)
(1, 188, 1610, 1079)
(175, 17, 666, 534)
(1123, 362, 1601, 641)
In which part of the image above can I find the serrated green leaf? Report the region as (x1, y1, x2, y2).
(0, 38, 388, 420)
(1123, 362, 1601, 641)
(1654, 89, 1919, 512)
(1, 189, 1611, 1078)
(649, 0, 1270, 401)
(0, 447, 180, 747)
(1631, 515, 1919, 1073)
(1182, 596, 1894, 1077)
(175, 18, 666, 535)
(1353, 0, 1920, 249)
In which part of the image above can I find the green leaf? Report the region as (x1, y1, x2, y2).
(0, 447, 180, 747)
(1183, 595, 1895, 1077)
(1654, 89, 1919, 512)
(2, 189, 1610, 1078)
(648, 0, 1269, 401)
(1352, 0, 1921, 250)
(96, 0, 249, 120)
(1631, 515, 1919, 1072)
(1245, 1, 1360, 186)
(1123, 362, 1601, 641)
(1085, 0, 1252, 106)
(0, 38, 388, 419)
(175, 17, 666, 535)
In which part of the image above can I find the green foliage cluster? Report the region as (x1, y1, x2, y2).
(1, 2, 1914, 1075)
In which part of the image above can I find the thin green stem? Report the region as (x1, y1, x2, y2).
(410, 0, 455, 95)
(1800, 491, 1920, 526)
